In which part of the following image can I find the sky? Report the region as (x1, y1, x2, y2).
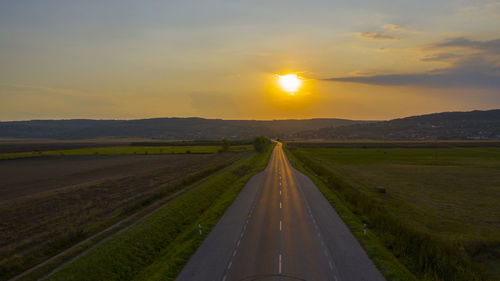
(1, 0, 499, 121)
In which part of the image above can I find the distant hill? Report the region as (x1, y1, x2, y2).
(294, 109, 500, 140)
(3, 110, 497, 140)
(0, 118, 363, 140)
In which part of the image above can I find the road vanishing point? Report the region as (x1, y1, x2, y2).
(176, 142, 386, 281)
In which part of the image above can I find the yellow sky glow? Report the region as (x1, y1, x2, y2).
(0, 1, 499, 121)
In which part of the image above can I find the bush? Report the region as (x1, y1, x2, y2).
(221, 139, 230, 152)
(253, 136, 270, 153)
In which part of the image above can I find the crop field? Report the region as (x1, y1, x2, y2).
(43, 145, 272, 281)
(0, 148, 247, 280)
(0, 145, 252, 160)
(287, 143, 500, 280)
(286, 140, 500, 148)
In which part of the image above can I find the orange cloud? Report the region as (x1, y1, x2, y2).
(357, 32, 400, 40)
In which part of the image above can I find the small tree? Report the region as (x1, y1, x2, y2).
(221, 139, 230, 152)
(253, 136, 269, 153)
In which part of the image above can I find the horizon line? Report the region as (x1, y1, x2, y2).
(1, 108, 499, 123)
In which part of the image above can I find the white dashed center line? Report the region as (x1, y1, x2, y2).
(295, 175, 341, 280)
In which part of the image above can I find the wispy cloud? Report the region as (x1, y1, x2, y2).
(433, 37, 500, 54)
(420, 53, 462, 62)
(383, 24, 421, 34)
(357, 24, 419, 41)
(357, 32, 400, 40)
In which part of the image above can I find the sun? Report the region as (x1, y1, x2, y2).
(278, 74, 302, 94)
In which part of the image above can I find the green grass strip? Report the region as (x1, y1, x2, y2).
(0, 145, 252, 160)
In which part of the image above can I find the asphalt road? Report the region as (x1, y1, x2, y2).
(176, 143, 385, 281)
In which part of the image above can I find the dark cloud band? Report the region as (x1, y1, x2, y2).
(323, 71, 500, 89)
(324, 37, 500, 89)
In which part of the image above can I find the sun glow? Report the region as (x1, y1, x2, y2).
(278, 74, 302, 94)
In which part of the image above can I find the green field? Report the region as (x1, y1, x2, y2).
(288, 146, 500, 281)
(0, 145, 252, 159)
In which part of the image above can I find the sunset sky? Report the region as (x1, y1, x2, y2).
(1, 0, 499, 121)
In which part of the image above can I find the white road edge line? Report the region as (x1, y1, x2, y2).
(280, 147, 341, 280)
(279, 254, 282, 274)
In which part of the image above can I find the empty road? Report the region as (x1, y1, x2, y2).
(176, 142, 385, 281)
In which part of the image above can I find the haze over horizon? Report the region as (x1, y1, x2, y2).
(1, 0, 500, 121)
(1, 109, 500, 123)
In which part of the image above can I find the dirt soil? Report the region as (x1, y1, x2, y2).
(1, 155, 205, 201)
(0, 139, 141, 153)
(0, 152, 243, 276)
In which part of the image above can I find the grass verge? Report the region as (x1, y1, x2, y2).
(46, 146, 273, 281)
